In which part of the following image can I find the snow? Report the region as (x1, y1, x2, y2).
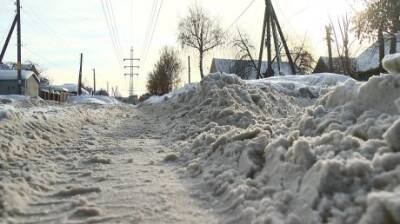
(0, 70, 36, 80)
(356, 33, 400, 72)
(139, 55, 400, 223)
(142, 83, 197, 105)
(0, 94, 31, 102)
(247, 73, 352, 98)
(66, 95, 120, 105)
(58, 83, 90, 95)
(1, 54, 400, 223)
(383, 53, 400, 74)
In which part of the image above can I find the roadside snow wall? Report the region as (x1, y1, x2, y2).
(147, 71, 400, 224)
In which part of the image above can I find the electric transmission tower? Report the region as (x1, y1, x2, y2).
(123, 47, 140, 97)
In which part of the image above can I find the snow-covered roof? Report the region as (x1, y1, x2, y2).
(0, 70, 37, 81)
(57, 83, 90, 95)
(0, 64, 10, 70)
(357, 33, 400, 72)
(210, 58, 295, 80)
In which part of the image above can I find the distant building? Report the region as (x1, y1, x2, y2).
(313, 33, 400, 79)
(356, 33, 400, 75)
(39, 83, 90, 103)
(0, 70, 40, 97)
(209, 58, 296, 80)
(313, 57, 357, 74)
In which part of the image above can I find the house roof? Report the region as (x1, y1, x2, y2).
(356, 33, 400, 72)
(0, 69, 39, 81)
(211, 58, 296, 79)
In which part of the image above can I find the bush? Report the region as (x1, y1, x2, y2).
(147, 47, 182, 96)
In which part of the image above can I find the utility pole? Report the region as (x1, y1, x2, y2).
(257, 0, 296, 78)
(123, 47, 140, 97)
(93, 68, 96, 95)
(78, 53, 83, 96)
(325, 26, 334, 72)
(107, 81, 109, 96)
(257, 0, 269, 79)
(0, 15, 17, 64)
(188, 56, 191, 84)
(16, 0, 22, 94)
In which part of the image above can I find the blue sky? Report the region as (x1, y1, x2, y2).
(0, 0, 359, 96)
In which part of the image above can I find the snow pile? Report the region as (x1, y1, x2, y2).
(142, 83, 197, 105)
(66, 95, 120, 105)
(383, 53, 400, 74)
(247, 73, 352, 98)
(145, 65, 400, 223)
(0, 95, 46, 107)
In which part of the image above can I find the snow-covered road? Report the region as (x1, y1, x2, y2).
(2, 106, 220, 224)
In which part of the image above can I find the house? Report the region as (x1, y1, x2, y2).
(356, 33, 400, 76)
(0, 70, 40, 97)
(313, 33, 400, 79)
(313, 57, 358, 74)
(209, 58, 296, 80)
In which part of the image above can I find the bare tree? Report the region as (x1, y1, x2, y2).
(330, 15, 357, 76)
(288, 36, 315, 74)
(178, 5, 224, 78)
(231, 29, 258, 72)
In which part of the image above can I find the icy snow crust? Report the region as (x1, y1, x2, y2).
(145, 71, 400, 223)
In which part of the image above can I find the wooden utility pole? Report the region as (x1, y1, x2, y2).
(0, 15, 17, 64)
(188, 56, 191, 84)
(78, 53, 83, 95)
(257, 0, 296, 79)
(378, 25, 385, 71)
(265, 3, 274, 77)
(16, 0, 22, 94)
(257, 1, 269, 79)
(123, 47, 140, 97)
(325, 26, 334, 72)
(93, 68, 96, 95)
(269, 1, 296, 75)
(107, 81, 109, 96)
(272, 20, 281, 75)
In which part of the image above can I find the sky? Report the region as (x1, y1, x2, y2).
(0, 0, 363, 96)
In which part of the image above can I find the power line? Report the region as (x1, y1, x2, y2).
(20, 5, 75, 49)
(142, 0, 164, 66)
(22, 45, 59, 67)
(100, 0, 123, 69)
(105, 0, 124, 56)
(226, 0, 257, 32)
(141, 0, 159, 59)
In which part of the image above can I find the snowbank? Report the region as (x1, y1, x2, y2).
(383, 53, 400, 74)
(247, 73, 352, 98)
(66, 95, 120, 105)
(142, 84, 197, 105)
(145, 63, 400, 223)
